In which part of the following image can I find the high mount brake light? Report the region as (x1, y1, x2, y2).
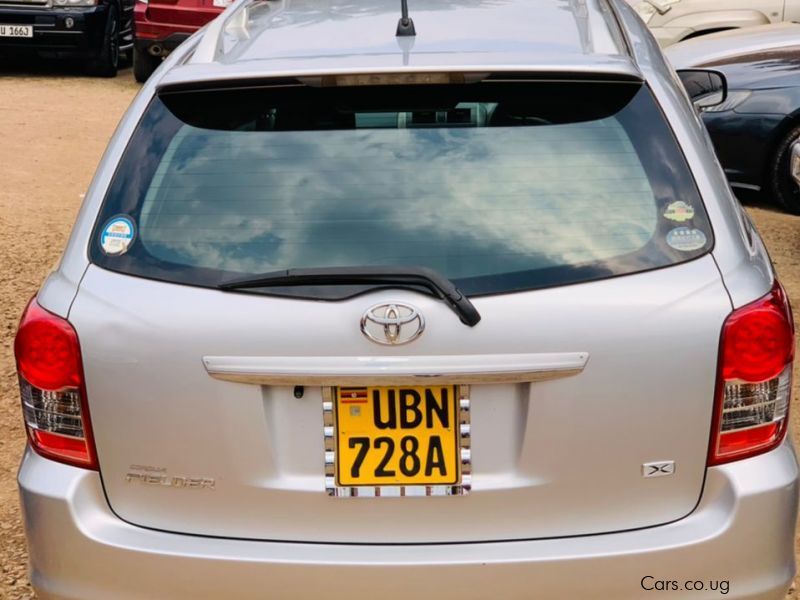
(709, 281, 795, 465)
(14, 299, 97, 470)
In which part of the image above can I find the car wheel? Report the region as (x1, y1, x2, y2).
(769, 125, 800, 215)
(133, 45, 160, 83)
(86, 4, 119, 77)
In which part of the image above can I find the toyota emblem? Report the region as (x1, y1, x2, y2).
(360, 303, 425, 345)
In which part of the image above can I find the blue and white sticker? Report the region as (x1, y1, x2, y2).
(100, 216, 136, 256)
(666, 227, 707, 252)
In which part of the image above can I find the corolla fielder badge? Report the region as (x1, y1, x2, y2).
(360, 302, 425, 345)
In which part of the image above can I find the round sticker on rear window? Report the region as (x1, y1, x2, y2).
(666, 227, 707, 252)
(663, 201, 695, 223)
(100, 216, 136, 256)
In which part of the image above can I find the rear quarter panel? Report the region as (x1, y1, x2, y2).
(36, 33, 202, 321)
(614, 0, 775, 307)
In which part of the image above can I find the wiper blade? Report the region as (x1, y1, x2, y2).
(219, 266, 481, 327)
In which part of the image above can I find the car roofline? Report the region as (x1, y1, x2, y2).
(152, 0, 645, 89)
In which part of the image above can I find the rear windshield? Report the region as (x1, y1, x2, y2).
(90, 80, 713, 297)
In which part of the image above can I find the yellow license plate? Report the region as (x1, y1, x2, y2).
(335, 385, 460, 487)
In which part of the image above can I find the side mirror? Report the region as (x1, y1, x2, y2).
(677, 69, 728, 110)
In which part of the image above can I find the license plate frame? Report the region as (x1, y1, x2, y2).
(0, 24, 33, 38)
(323, 384, 471, 497)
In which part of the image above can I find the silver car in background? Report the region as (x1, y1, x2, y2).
(14, 0, 798, 598)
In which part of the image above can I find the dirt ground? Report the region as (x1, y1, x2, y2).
(0, 59, 799, 600)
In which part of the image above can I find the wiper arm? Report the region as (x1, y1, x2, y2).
(218, 266, 481, 327)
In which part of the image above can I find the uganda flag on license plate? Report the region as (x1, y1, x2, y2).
(339, 387, 368, 404)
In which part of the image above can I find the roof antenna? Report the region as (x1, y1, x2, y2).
(396, 0, 416, 37)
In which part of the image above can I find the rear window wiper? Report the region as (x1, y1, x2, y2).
(218, 266, 481, 327)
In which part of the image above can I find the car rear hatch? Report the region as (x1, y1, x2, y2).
(69, 77, 732, 543)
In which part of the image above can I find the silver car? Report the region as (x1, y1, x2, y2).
(14, 1, 799, 598)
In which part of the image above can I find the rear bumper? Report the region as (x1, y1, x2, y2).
(133, 1, 216, 49)
(19, 440, 800, 600)
(0, 4, 107, 56)
(133, 30, 186, 53)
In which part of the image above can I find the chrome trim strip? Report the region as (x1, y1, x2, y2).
(324, 384, 472, 497)
(729, 182, 761, 192)
(204, 352, 589, 386)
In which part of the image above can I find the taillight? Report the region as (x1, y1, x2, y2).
(709, 281, 795, 465)
(14, 298, 97, 470)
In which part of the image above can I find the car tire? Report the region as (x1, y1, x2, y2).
(133, 46, 160, 83)
(769, 125, 800, 215)
(86, 4, 120, 78)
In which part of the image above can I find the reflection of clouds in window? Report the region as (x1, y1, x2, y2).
(139, 117, 657, 278)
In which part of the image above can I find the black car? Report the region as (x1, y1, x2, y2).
(682, 47, 800, 214)
(0, 0, 133, 76)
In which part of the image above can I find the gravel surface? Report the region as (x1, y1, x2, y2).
(0, 59, 139, 599)
(0, 59, 798, 599)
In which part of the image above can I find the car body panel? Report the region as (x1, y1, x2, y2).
(157, 0, 635, 87)
(700, 111, 785, 187)
(701, 50, 800, 91)
(666, 35, 800, 197)
(143, 0, 222, 30)
(665, 22, 800, 69)
(133, 0, 222, 48)
(652, 11, 773, 47)
(625, 0, 791, 47)
(191, 0, 626, 63)
(18, 441, 799, 599)
(615, 0, 775, 307)
(70, 257, 731, 543)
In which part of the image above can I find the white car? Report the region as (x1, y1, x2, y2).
(665, 22, 800, 67)
(627, 0, 800, 46)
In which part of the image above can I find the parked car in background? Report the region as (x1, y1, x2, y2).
(0, 0, 133, 76)
(667, 26, 800, 214)
(14, 0, 799, 598)
(133, 0, 227, 82)
(665, 22, 800, 63)
(626, 0, 800, 46)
